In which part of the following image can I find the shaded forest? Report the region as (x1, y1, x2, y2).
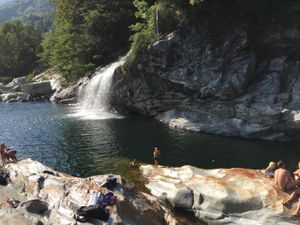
(1, 0, 300, 83)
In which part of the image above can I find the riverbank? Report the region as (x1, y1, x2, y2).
(0, 159, 298, 225)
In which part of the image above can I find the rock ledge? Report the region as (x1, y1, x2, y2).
(141, 165, 300, 225)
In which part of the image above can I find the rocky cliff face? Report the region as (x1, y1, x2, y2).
(141, 165, 299, 225)
(111, 26, 300, 141)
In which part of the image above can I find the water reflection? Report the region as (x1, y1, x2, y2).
(0, 102, 299, 178)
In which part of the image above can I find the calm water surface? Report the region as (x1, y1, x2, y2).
(0, 102, 299, 177)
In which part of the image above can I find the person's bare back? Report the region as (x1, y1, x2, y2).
(274, 168, 294, 190)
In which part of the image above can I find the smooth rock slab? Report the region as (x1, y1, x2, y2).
(0, 159, 175, 225)
(141, 165, 300, 225)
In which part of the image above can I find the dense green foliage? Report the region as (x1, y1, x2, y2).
(0, 20, 41, 79)
(0, 0, 54, 32)
(2, 0, 300, 83)
(129, 0, 300, 59)
(128, 0, 157, 64)
(40, 0, 135, 81)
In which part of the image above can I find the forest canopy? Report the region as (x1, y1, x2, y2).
(1, 0, 300, 83)
(0, 20, 41, 80)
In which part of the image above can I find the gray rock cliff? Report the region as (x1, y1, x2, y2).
(111, 26, 300, 141)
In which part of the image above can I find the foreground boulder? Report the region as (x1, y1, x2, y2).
(141, 165, 300, 225)
(0, 159, 177, 225)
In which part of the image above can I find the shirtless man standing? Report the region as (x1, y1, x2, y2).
(0, 143, 7, 163)
(274, 160, 300, 216)
(153, 147, 160, 166)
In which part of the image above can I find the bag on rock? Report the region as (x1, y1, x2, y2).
(102, 176, 117, 190)
(74, 204, 109, 222)
(102, 192, 117, 206)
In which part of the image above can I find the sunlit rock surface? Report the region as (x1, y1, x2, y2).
(0, 159, 176, 225)
(51, 76, 89, 104)
(141, 165, 300, 225)
(0, 92, 30, 102)
(111, 27, 300, 141)
(0, 70, 61, 102)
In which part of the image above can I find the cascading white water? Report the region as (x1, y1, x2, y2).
(69, 56, 126, 120)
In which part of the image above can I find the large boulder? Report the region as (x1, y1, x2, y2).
(6, 77, 27, 87)
(21, 81, 53, 99)
(141, 165, 299, 225)
(0, 159, 175, 225)
(33, 68, 63, 93)
(0, 92, 30, 102)
(51, 77, 89, 104)
(111, 26, 300, 141)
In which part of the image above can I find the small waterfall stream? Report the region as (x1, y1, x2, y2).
(70, 56, 126, 120)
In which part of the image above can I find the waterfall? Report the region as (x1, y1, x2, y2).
(71, 56, 126, 120)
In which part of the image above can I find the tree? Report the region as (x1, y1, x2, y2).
(0, 20, 41, 78)
(40, 0, 135, 82)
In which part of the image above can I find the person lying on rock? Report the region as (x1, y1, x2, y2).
(274, 160, 300, 215)
(293, 161, 300, 181)
(264, 161, 277, 178)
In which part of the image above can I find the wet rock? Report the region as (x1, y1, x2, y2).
(141, 165, 299, 225)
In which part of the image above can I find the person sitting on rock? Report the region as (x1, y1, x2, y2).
(4, 149, 18, 162)
(293, 161, 300, 181)
(0, 143, 8, 164)
(264, 161, 277, 178)
(0, 144, 17, 164)
(129, 159, 140, 168)
(274, 160, 300, 215)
